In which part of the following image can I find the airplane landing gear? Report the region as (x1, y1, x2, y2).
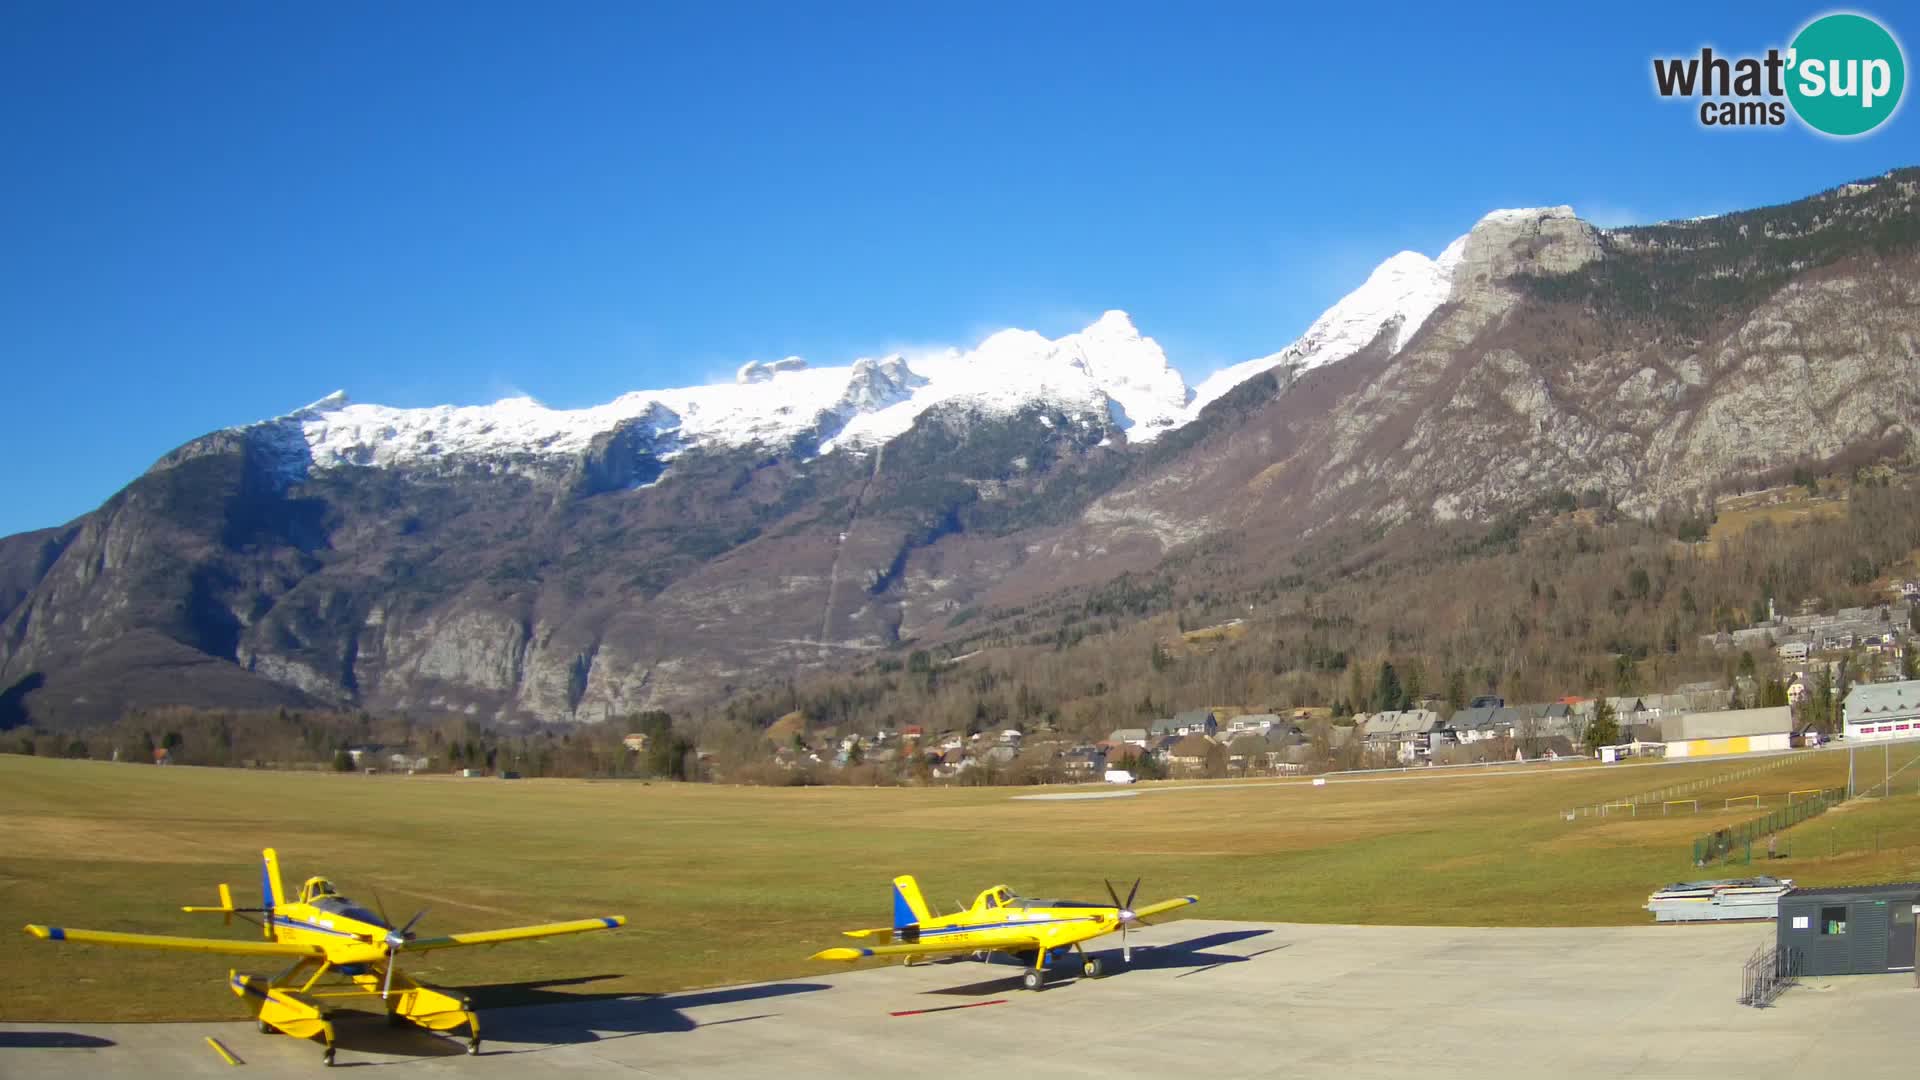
(1021, 968, 1044, 991)
(467, 1037, 482, 1056)
(1082, 957, 1104, 978)
(322, 1046, 336, 1067)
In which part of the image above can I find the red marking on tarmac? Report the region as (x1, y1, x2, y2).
(889, 999, 1008, 1017)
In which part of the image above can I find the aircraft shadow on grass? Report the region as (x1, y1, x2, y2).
(0, 1032, 117, 1050)
(920, 928, 1283, 996)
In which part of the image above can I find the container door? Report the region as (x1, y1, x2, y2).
(1891, 901, 1917, 973)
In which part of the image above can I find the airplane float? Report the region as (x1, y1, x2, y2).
(24, 848, 625, 1066)
(811, 875, 1196, 990)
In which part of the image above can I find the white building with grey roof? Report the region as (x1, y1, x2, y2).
(1843, 680, 1920, 742)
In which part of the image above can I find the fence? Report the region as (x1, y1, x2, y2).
(1691, 787, 1845, 866)
(1738, 944, 1800, 1007)
(1564, 753, 1802, 819)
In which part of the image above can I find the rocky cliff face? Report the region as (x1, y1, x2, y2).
(4, 170, 1918, 729)
(1069, 173, 1920, 558)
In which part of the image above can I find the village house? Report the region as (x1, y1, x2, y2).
(1227, 733, 1269, 773)
(1166, 734, 1216, 773)
(1060, 746, 1108, 776)
(1225, 712, 1282, 735)
(1108, 727, 1150, 747)
(622, 733, 651, 753)
(1444, 705, 1520, 744)
(1173, 709, 1218, 737)
(1359, 709, 1444, 764)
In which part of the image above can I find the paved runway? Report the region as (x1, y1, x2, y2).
(3, 918, 1913, 1077)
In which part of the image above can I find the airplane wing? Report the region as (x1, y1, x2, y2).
(24, 924, 324, 958)
(1130, 895, 1199, 921)
(405, 916, 625, 951)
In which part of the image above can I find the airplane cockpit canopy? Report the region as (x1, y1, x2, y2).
(977, 886, 1016, 910)
(295, 877, 385, 925)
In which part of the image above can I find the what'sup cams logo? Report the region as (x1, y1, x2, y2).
(1653, 11, 1905, 136)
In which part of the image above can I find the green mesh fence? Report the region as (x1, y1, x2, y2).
(1691, 787, 1846, 866)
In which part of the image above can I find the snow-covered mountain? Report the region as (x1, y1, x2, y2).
(1186, 246, 1458, 416)
(260, 222, 1515, 478)
(280, 310, 1197, 476)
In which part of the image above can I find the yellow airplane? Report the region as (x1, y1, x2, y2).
(24, 848, 625, 1066)
(811, 875, 1196, 990)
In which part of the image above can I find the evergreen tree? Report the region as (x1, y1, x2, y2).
(1372, 662, 1404, 714)
(1807, 667, 1836, 734)
(1585, 697, 1620, 751)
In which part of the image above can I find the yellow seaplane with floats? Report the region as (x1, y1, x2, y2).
(24, 848, 624, 1066)
(811, 875, 1196, 990)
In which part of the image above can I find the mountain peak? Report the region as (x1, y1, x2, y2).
(1472, 205, 1578, 228)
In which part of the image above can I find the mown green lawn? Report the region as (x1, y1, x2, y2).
(2, 748, 1916, 1021)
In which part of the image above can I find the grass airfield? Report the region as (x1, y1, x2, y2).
(3, 748, 1919, 1023)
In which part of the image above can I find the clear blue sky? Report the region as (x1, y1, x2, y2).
(3, 1, 1915, 536)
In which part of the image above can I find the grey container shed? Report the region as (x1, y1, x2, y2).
(1775, 883, 1920, 976)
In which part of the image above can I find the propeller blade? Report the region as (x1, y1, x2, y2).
(381, 909, 428, 1000)
(1125, 877, 1141, 911)
(371, 887, 392, 930)
(1104, 878, 1123, 910)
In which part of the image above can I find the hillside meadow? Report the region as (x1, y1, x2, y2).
(3, 748, 1918, 1021)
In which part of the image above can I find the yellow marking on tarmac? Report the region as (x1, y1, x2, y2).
(205, 1035, 242, 1066)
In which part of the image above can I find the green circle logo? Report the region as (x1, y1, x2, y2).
(1788, 13, 1906, 136)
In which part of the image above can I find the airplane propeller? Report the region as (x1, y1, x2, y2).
(1104, 877, 1148, 963)
(370, 887, 429, 999)
(380, 908, 430, 999)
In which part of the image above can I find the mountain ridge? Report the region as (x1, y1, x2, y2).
(4, 170, 1918, 731)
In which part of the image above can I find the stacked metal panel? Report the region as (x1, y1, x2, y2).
(1645, 877, 1794, 922)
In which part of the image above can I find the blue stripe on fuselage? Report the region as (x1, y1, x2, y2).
(916, 915, 1100, 937)
(275, 917, 364, 940)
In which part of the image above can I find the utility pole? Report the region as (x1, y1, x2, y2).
(1848, 743, 1856, 799)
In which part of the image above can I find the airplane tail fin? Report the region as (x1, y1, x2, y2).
(891, 875, 932, 929)
(261, 849, 286, 938)
(182, 883, 238, 926)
